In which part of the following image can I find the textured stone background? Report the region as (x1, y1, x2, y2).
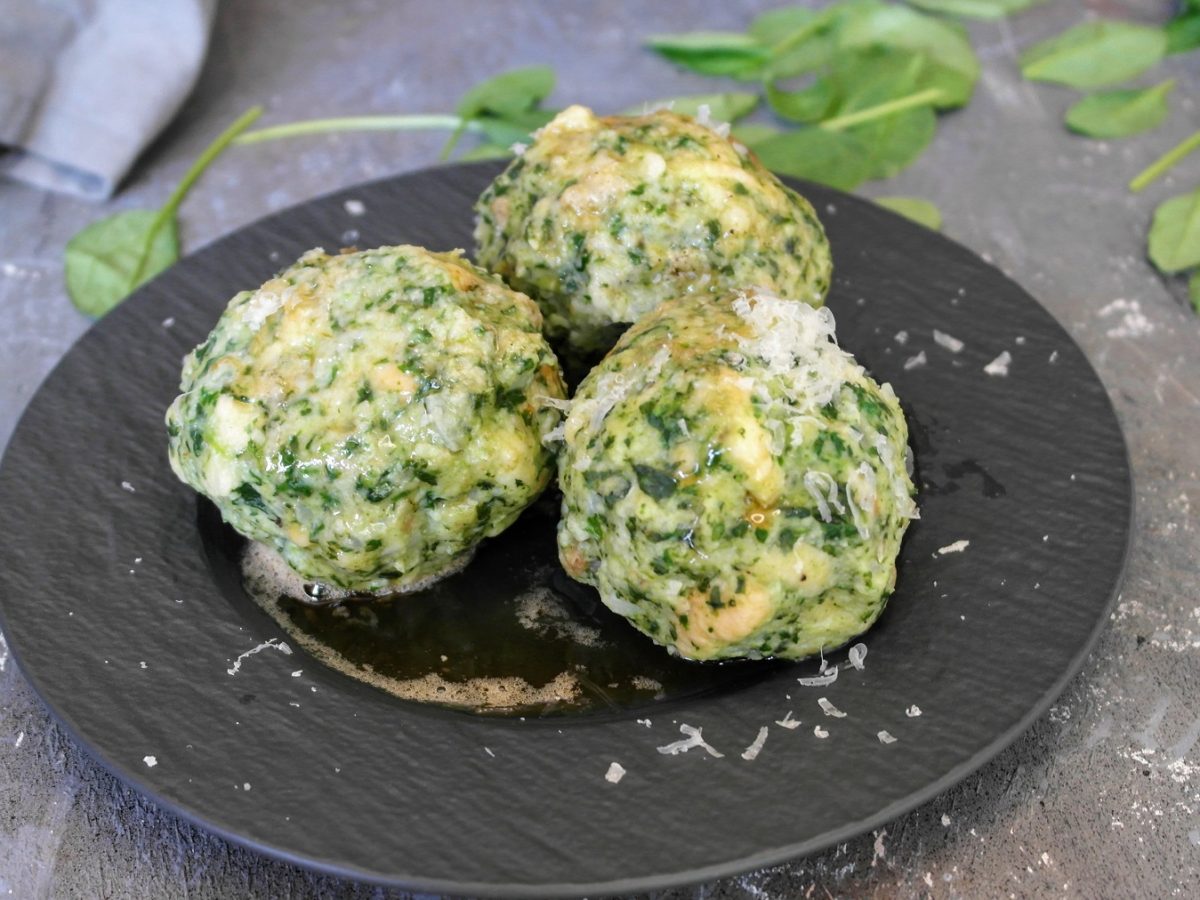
(1, 0, 1198, 896)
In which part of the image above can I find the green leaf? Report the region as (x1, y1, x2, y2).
(1189, 270, 1200, 315)
(836, 3, 980, 107)
(455, 65, 555, 119)
(65, 211, 180, 317)
(905, 0, 1043, 20)
(805, 48, 941, 180)
(748, 6, 819, 44)
(1148, 188, 1200, 274)
(1166, 11, 1200, 54)
(444, 66, 556, 159)
(730, 123, 782, 146)
(751, 127, 875, 190)
(624, 92, 759, 123)
(875, 196, 943, 229)
(646, 31, 771, 79)
(766, 78, 837, 124)
(1019, 20, 1166, 89)
(64, 106, 261, 317)
(472, 108, 556, 146)
(1064, 80, 1174, 139)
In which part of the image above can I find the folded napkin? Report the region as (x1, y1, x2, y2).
(0, 0, 217, 200)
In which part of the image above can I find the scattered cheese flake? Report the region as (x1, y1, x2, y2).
(510, 142, 528, 156)
(983, 350, 1012, 377)
(894, 330, 909, 345)
(657, 724, 724, 757)
(143, 755, 157, 768)
(941, 814, 951, 826)
(797, 666, 839, 688)
(14, 732, 24, 749)
(932, 330, 964, 353)
(343, 199, 366, 216)
(906, 705, 923, 717)
(605, 761, 626, 783)
(847, 643, 867, 671)
(484, 747, 495, 758)
(120, 481, 136, 493)
(636, 718, 652, 728)
(139, 661, 147, 669)
(741, 726, 769, 761)
(775, 711, 801, 730)
(161, 317, 175, 328)
(226, 638, 292, 675)
(813, 725, 829, 739)
(936, 539, 970, 556)
(877, 730, 897, 744)
(818, 697, 847, 718)
(243, 782, 251, 790)
(903, 350, 927, 370)
(291, 670, 302, 677)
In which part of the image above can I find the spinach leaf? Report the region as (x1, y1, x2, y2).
(633, 464, 678, 500)
(750, 127, 875, 190)
(645, 31, 771, 79)
(1148, 187, 1200, 274)
(1190, 270, 1200, 314)
(1166, 0, 1200, 54)
(442, 66, 556, 158)
(906, 0, 1042, 20)
(1019, 21, 1166, 89)
(876, 196, 943, 229)
(65, 106, 262, 318)
(1064, 80, 1174, 139)
(624, 92, 759, 123)
(835, 2, 979, 107)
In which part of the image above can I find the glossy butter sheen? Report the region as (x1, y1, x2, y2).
(166, 245, 566, 591)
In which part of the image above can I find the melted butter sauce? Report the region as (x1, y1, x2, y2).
(237, 497, 774, 717)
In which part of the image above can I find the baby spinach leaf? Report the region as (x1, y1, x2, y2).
(905, 0, 1042, 20)
(1064, 80, 1174, 139)
(1019, 21, 1166, 89)
(645, 31, 771, 79)
(65, 106, 262, 318)
(624, 92, 760, 123)
(730, 123, 783, 146)
(875, 196, 943, 230)
(766, 79, 837, 124)
(750, 127, 875, 190)
(1148, 187, 1200, 274)
(1190, 270, 1200, 314)
(835, 2, 979, 107)
(442, 66, 556, 158)
(1166, 2, 1200, 55)
(748, 6, 820, 44)
(65, 212, 179, 318)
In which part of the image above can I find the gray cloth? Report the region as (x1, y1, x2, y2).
(0, 0, 217, 199)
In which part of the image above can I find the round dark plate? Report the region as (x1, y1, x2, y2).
(0, 162, 1131, 896)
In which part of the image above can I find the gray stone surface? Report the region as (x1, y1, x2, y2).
(0, 0, 1197, 896)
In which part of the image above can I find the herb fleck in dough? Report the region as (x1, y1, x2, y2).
(474, 104, 832, 354)
(166, 245, 566, 593)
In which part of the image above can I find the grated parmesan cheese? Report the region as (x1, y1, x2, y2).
(847, 643, 868, 670)
(741, 726, 769, 761)
(605, 761, 626, 783)
(932, 330, 964, 353)
(818, 697, 847, 718)
(983, 351, 1011, 377)
(657, 723, 724, 757)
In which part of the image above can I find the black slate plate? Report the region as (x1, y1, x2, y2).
(0, 162, 1131, 896)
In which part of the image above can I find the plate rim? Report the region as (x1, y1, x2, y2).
(0, 160, 1135, 897)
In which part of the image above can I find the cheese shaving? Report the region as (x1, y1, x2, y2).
(657, 723, 724, 758)
(741, 726, 769, 761)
